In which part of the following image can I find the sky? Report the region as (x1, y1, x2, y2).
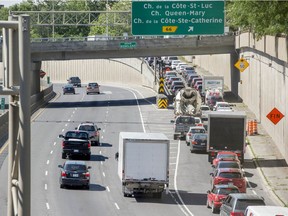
(1, 0, 23, 7)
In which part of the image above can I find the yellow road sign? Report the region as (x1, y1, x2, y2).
(158, 98, 168, 109)
(162, 26, 178, 33)
(234, 58, 249, 72)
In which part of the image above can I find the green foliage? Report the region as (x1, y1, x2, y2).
(226, 0, 288, 39)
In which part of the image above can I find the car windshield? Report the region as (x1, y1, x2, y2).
(191, 129, 206, 133)
(219, 172, 242, 178)
(65, 131, 88, 139)
(64, 164, 86, 171)
(79, 125, 95, 131)
(194, 134, 207, 140)
(235, 199, 265, 211)
(217, 188, 239, 195)
(217, 162, 240, 169)
(176, 117, 195, 124)
(89, 83, 98, 87)
(218, 154, 237, 159)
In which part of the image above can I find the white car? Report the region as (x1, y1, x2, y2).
(171, 60, 181, 69)
(213, 102, 231, 111)
(185, 126, 206, 145)
(176, 63, 188, 73)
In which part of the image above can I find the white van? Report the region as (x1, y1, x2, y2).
(245, 205, 288, 216)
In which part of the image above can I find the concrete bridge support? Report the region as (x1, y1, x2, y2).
(31, 61, 41, 95)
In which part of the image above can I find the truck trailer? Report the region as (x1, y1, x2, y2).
(207, 111, 246, 164)
(118, 132, 170, 198)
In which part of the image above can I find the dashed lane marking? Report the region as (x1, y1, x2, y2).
(46, 203, 50, 210)
(106, 186, 110, 192)
(114, 203, 120, 210)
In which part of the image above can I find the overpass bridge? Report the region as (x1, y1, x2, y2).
(1, 35, 235, 62)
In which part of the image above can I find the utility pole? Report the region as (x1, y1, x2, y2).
(0, 15, 31, 216)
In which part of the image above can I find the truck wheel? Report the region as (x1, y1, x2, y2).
(173, 134, 177, 140)
(62, 153, 66, 159)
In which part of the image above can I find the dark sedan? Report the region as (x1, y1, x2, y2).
(58, 160, 91, 189)
(63, 84, 75, 95)
(190, 133, 208, 152)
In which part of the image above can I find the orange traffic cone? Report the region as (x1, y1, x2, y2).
(248, 120, 253, 136)
(252, 119, 258, 135)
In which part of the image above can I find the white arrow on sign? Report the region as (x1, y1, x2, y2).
(188, 26, 194, 32)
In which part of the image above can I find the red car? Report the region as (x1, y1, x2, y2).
(207, 184, 240, 213)
(212, 151, 240, 167)
(210, 168, 247, 193)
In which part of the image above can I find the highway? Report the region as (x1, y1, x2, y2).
(0, 84, 278, 216)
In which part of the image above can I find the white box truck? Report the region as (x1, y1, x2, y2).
(202, 75, 224, 95)
(118, 132, 170, 198)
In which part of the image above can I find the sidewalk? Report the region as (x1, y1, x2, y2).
(195, 65, 288, 207)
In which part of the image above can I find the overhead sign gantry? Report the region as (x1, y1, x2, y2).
(132, 0, 225, 35)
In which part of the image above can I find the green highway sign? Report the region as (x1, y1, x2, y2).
(119, 42, 137, 48)
(132, 1, 224, 35)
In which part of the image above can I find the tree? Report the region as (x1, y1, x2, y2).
(226, 0, 288, 39)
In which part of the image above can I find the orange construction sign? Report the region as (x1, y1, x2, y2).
(266, 107, 284, 125)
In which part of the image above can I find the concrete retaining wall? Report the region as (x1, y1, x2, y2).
(41, 58, 156, 90)
(191, 33, 288, 162)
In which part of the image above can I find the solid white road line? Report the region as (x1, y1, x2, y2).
(173, 139, 195, 216)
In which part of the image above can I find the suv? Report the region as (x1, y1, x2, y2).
(76, 122, 101, 146)
(220, 194, 265, 216)
(86, 82, 100, 94)
(67, 76, 81, 87)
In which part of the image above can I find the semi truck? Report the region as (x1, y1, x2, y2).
(118, 132, 170, 198)
(207, 111, 246, 164)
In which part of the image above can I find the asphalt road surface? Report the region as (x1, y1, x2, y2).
(0, 84, 277, 216)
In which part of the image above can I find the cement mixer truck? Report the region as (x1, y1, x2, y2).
(172, 87, 202, 140)
(174, 87, 202, 116)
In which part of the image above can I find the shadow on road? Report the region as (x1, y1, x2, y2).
(90, 154, 108, 162)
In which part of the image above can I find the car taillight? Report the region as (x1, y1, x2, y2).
(230, 212, 244, 216)
(88, 142, 91, 148)
(85, 172, 90, 179)
(191, 141, 197, 145)
(61, 171, 67, 177)
(62, 141, 65, 148)
(187, 133, 192, 136)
